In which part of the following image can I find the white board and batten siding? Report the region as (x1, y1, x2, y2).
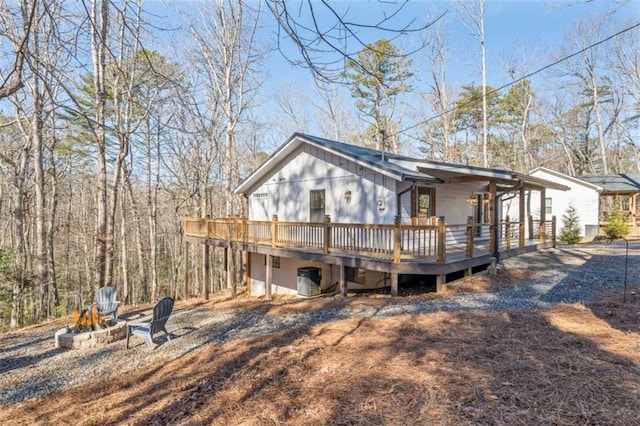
(247, 144, 399, 224)
(529, 168, 601, 237)
(397, 180, 493, 221)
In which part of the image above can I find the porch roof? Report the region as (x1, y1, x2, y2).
(578, 174, 640, 193)
(235, 133, 569, 195)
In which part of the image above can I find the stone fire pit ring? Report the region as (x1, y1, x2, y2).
(55, 319, 127, 349)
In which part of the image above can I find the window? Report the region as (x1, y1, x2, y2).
(411, 187, 434, 225)
(264, 256, 280, 268)
(310, 189, 325, 222)
(310, 189, 325, 209)
(545, 197, 552, 215)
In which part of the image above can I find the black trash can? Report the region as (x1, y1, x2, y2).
(297, 267, 322, 297)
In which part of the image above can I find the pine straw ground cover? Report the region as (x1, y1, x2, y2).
(2, 281, 640, 426)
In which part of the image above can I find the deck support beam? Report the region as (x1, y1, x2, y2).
(265, 254, 272, 301)
(226, 247, 233, 297)
(391, 273, 399, 297)
(436, 274, 445, 292)
(184, 240, 189, 300)
(339, 265, 347, 297)
(203, 244, 210, 300)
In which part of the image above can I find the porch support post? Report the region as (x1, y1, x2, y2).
(391, 272, 399, 297)
(271, 215, 278, 248)
(184, 240, 189, 300)
(203, 244, 210, 300)
(505, 215, 512, 250)
(324, 215, 331, 254)
(339, 264, 347, 297)
(466, 216, 474, 258)
(437, 216, 446, 263)
(393, 216, 401, 263)
(552, 215, 557, 248)
(519, 187, 526, 247)
(489, 180, 497, 254)
(265, 254, 272, 301)
(540, 189, 547, 243)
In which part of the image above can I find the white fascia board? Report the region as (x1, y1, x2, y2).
(529, 167, 603, 192)
(234, 134, 302, 195)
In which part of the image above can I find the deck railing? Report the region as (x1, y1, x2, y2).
(185, 215, 556, 264)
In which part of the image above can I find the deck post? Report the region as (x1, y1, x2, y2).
(489, 180, 497, 254)
(323, 215, 331, 254)
(519, 187, 526, 247)
(204, 244, 210, 300)
(184, 240, 189, 300)
(227, 246, 234, 297)
(244, 251, 250, 296)
(505, 215, 511, 250)
(391, 273, 399, 297)
(540, 190, 547, 243)
(437, 216, 446, 264)
(552, 215, 557, 248)
(528, 215, 533, 240)
(436, 274, 445, 292)
(466, 216, 474, 258)
(393, 216, 401, 263)
(265, 254, 272, 301)
(271, 215, 278, 248)
(339, 264, 347, 297)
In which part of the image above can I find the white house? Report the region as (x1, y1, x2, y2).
(185, 134, 568, 298)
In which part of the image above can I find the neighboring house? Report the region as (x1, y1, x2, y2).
(521, 168, 640, 238)
(184, 133, 568, 298)
(578, 174, 640, 236)
(526, 167, 603, 239)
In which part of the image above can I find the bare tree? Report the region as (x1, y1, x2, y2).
(266, 0, 441, 83)
(0, 0, 38, 99)
(455, 0, 489, 167)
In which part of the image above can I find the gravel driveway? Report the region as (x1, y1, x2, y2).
(1, 239, 638, 405)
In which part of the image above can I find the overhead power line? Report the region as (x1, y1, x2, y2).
(397, 20, 640, 137)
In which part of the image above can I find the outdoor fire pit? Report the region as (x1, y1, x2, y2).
(55, 305, 127, 349)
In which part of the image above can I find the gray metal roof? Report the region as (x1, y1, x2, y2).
(578, 174, 640, 192)
(235, 133, 569, 195)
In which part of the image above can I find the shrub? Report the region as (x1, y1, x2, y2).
(559, 204, 582, 244)
(604, 208, 631, 239)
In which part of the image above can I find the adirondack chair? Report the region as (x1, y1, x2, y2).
(126, 297, 174, 349)
(95, 286, 120, 320)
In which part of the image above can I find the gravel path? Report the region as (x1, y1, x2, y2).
(1, 240, 639, 405)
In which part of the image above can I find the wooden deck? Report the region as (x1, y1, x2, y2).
(184, 216, 556, 276)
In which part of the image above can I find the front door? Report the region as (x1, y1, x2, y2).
(412, 187, 435, 225)
(310, 189, 325, 222)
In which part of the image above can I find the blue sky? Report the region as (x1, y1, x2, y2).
(262, 0, 639, 88)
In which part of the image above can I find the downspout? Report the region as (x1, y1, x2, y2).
(397, 180, 417, 219)
(493, 179, 524, 262)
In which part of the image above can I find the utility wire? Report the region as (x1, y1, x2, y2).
(396, 20, 640, 137)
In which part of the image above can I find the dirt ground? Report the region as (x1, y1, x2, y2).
(2, 273, 640, 425)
